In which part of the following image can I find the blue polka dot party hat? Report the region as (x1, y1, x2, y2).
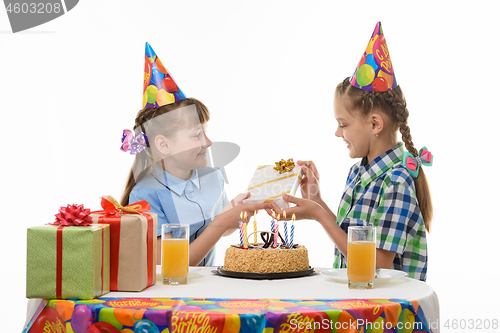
(143, 42, 186, 108)
(349, 22, 398, 92)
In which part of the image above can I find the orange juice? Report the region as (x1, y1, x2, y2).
(347, 241, 376, 282)
(162, 239, 189, 278)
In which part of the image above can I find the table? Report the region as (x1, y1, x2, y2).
(24, 267, 439, 333)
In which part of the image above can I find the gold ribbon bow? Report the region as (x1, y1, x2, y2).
(273, 159, 295, 174)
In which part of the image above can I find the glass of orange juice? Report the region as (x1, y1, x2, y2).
(161, 224, 189, 285)
(347, 226, 376, 289)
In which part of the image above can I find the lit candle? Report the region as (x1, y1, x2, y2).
(239, 212, 243, 247)
(271, 211, 275, 236)
(274, 214, 280, 248)
(290, 213, 295, 248)
(243, 211, 248, 249)
(253, 210, 258, 245)
(283, 210, 289, 249)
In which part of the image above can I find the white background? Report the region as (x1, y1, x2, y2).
(1, 1, 499, 331)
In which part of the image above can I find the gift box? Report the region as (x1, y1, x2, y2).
(91, 196, 157, 292)
(26, 224, 110, 299)
(242, 159, 303, 209)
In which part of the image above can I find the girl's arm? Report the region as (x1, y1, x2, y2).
(297, 160, 337, 221)
(376, 249, 396, 269)
(319, 209, 397, 268)
(220, 192, 251, 237)
(314, 197, 338, 222)
(269, 194, 397, 267)
(268, 194, 349, 257)
(271, 195, 397, 268)
(301, 204, 396, 267)
(188, 202, 270, 266)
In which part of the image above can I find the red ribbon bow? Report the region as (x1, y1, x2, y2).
(51, 204, 93, 226)
(93, 195, 151, 217)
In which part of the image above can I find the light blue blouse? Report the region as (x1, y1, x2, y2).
(130, 165, 229, 266)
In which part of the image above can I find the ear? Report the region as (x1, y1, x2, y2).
(371, 113, 384, 136)
(154, 135, 171, 155)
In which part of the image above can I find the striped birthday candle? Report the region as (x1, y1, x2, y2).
(253, 211, 257, 245)
(271, 211, 275, 236)
(284, 220, 289, 248)
(283, 210, 289, 248)
(273, 214, 279, 248)
(239, 212, 243, 247)
(243, 222, 248, 249)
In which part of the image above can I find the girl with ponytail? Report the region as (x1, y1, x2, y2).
(121, 44, 269, 267)
(268, 23, 433, 281)
(121, 98, 268, 267)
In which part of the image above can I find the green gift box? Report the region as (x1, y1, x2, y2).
(26, 224, 110, 299)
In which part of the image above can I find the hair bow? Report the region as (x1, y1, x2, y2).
(120, 129, 148, 155)
(402, 146, 433, 177)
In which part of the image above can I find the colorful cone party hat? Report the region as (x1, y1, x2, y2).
(349, 22, 397, 92)
(143, 42, 186, 108)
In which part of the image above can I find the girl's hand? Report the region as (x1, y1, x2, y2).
(218, 200, 271, 230)
(297, 160, 322, 203)
(188, 200, 270, 266)
(219, 193, 271, 236)
(265, 194, 325, 221)
(221, 192, 250, 214)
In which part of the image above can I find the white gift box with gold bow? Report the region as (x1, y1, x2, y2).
(242, 163, 303, 209)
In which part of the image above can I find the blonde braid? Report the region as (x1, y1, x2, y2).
(387, 89, 418, 157)
(134, 107, 159, 132)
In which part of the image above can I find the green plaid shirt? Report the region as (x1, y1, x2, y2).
(333, 144, 428, 281)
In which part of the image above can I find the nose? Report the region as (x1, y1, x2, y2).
(334, 125, 343, 138)
(203, 132, 212, 148)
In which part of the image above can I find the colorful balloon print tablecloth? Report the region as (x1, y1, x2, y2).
(28, 297, 434, 333)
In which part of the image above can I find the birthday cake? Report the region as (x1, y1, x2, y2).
(222, 232, 310, 274)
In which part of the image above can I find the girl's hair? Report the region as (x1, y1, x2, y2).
(335, 77, 433, 232)
(120, 98, 210, 206)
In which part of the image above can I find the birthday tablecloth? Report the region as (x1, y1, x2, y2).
(25, 267, 439, 332)
(28, 297, 432, 333)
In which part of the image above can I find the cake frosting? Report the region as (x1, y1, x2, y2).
(222, 243, 309, 274)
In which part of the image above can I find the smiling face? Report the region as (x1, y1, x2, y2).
(334, 95, 372, 159)
(149, 104, 212, 180)
(167, 121, 212, 173)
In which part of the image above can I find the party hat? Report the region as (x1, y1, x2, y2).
(349, 22, 397, 92)
(143, 42, 186, 108)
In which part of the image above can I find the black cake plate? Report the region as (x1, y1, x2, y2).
(214, 266, 315, 280)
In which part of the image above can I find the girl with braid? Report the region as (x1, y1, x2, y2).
(269, 23, 433, 281)
(120, 44, 268, 267)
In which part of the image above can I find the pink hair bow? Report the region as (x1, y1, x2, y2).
(120, 129, 147, 155)
(402, 147, 433, 177)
